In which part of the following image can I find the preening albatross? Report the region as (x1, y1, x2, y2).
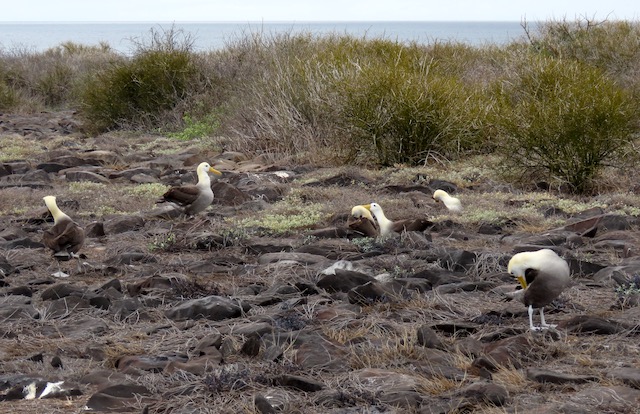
(347, 205, 379, 237)
(158, 162, 222, 215)
(433, 189, 462, 213)
(507, 248, 571, 331)
(363, 202, 432, 236)
(42, 196, 85, 261)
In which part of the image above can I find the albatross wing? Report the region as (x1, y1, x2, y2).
(160, 185, 201, 206)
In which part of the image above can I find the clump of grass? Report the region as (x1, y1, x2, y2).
(68, 181, 108, 194)
(232, 191, 326, 236)
(123, 183, 169, 198)
(0, 134, 44, 161)
(236, 205, 324, 236)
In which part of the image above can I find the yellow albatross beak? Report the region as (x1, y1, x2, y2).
(516, 275, 528, 289)
(362, 204, 372, 210)
(209, 167, 222, 175)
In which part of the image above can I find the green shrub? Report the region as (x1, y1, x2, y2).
(340, 55, 492, 165)
(495, 55, 638, 193)
(219, 33, 495, 166)
(526, 20, 640, 70)
(0, 79, 17, 110)
(79, 27, 198, 133)
(37, 62, 73, 106)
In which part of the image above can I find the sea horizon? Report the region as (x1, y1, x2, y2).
(0, 21, 529, 55)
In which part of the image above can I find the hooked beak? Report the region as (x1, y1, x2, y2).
(362, 204, 372, 210)
(209, 167, 222, 175)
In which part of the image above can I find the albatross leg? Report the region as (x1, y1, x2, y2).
(528, 305, 542, 331)
(539, 307, 556, 329)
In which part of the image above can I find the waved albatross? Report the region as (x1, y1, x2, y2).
(507, 248, 571, 331)
(363, 202, 432, 236)
(42, 196, 85, 261)
(433, 189, 462, 213)
(347, 205, 379, 237)
(158, 162, 222, 216)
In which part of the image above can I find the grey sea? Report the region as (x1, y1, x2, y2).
(0, 21, 527, 54)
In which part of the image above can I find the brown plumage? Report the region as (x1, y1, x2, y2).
(347, 205, 379, 237)
(507, 249, 571, 331)
(158, 162, 222, 215)
(42, 196, 85, 261)
(363, 202, 433, 236)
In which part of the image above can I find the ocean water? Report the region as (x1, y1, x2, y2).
(0, 21, 526, 54)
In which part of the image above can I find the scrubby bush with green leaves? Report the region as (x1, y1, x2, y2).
(524, 18, 640, 92)
(220, 34, 496, 165)
(0, 79, 17, 110)
(494, 54, 637, 193)
(339, 49, 492, 165)
(79, 28, 199, 133)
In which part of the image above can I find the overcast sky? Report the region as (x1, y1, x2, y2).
(2, 1, 637, 22)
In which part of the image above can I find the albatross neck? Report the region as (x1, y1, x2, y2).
(372, 208, 393, 235)
(196, 169, 212, 188)
(44, 198, 71, 224)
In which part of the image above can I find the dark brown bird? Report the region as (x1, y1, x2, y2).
(507, 249, 571, 331)
(347, 205, 379, 237)
(158, 162, 222, 215)
(42, 196, 85, 261)
(363, 202, 433, 236)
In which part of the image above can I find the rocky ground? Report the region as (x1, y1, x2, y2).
(0, 111, 640, 413)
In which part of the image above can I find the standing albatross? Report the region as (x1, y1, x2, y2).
(158, 162, 222, 216)
(433, 189, 462, 213)
(42, 196, 85, 261)
(507, 248, 571, 331)
(347, 205, 379, 237)
(363, 202, 432, 236)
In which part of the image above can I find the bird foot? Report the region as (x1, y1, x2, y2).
(530, 324, 556, 331)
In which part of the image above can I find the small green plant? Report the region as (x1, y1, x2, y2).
(169, 112, 219, 141)
(351, 237, 378, 252)
(615, 274, 640, 296)
(219, 227, 249, 246)
(615, 274, 640, 308)
(149, 232, 177, 251)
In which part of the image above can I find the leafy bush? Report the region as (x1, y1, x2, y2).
(0, 79, 17, 110)
(79, 27, 199, 133)
(340, 54, 492, 165)
(495, 54, 638, 193)
(524, 18, 640, 91)
(220, 34, 495, 165)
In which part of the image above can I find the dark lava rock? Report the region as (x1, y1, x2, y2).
(103, 215, 145, 235)
(527, 368, 598, 384)
(164, 295, 250, 321)
(85, 384, 153, 412)
(316, 269, 375, 293)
